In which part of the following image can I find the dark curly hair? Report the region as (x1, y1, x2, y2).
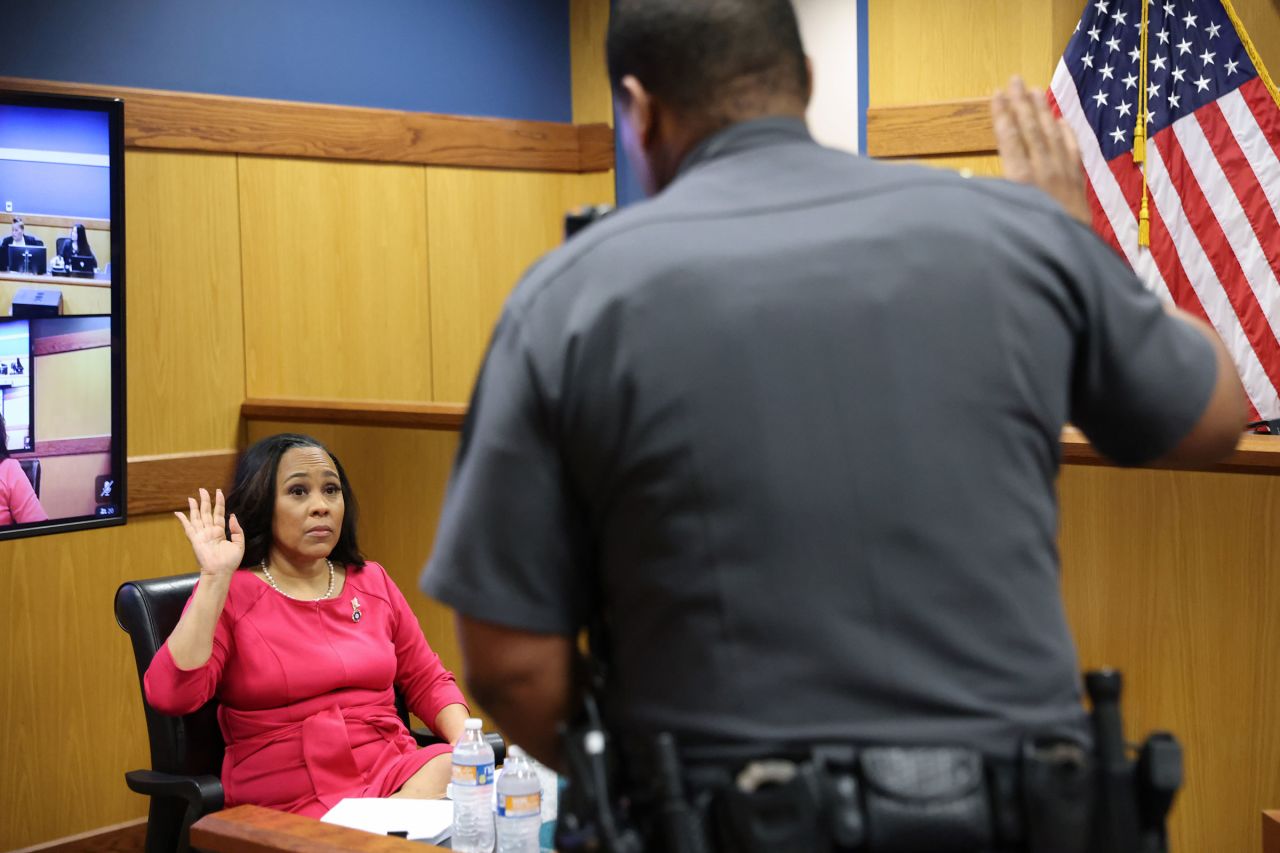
(226, 433, 364, 569)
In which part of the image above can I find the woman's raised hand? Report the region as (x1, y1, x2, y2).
(175, 488, 245, 581)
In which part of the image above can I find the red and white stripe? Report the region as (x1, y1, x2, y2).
(1051, 62, 1280, 419)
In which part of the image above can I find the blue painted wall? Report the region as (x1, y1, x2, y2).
(1, 0, 572, 123)
(0, 106, 111, 219)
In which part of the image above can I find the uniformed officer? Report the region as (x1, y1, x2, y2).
(421, 1, 1244, 849)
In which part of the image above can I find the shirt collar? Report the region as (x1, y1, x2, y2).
(675, 116, 814, 180)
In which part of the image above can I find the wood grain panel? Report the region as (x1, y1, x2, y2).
(866, 98, 994, 158)
(126, 150, 245, 457)
(571, 0, 614, 127)
(0, 513, 206, 849)
(868, 0, 1080, 107)
(10, 817, 145, 853)
(0, 278, 111, 315)
(193, 804, 438, 853)
(1059, 465, 1280, 853)
(244, 421, 476, 723)
(1231, 0, 1280, 87)
(127, 449, 238, 515)
(426, 167, 615, 401)
(242, 398, 466, 430)
(238, 157, 434, 402)
(0, 76, 611, 174)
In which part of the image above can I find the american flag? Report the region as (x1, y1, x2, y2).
(1050, 0, 1280, 419)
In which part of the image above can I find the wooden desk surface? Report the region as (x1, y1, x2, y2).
(191, 804, 448, 852)
(0, 270, 111, 288)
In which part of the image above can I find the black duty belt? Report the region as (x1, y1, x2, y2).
(621, 736, 1095, 853)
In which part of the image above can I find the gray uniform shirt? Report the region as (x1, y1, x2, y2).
(422, 118, 1217, 756)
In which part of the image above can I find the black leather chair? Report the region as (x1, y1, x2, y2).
(116, 572, 503, 853)
(18, 458, 40, 496)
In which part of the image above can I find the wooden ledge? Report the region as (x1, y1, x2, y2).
(1061, 427, 1280, 475)
(866, 97, 995, 159)
(192, 804, 440, 852)
(241, 398, 467, 431)
(0, 76, 614, 174)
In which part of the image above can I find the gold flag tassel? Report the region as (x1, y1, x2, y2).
(1134, 0, 1151, 246)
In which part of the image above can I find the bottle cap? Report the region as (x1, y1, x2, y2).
(464, 717, 483, 730)
(507, 745, 525, 759)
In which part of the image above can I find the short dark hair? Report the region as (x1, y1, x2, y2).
(0, 411, 8, 461)
(607, 0, 808, 117)
(226, 433, 365, 569)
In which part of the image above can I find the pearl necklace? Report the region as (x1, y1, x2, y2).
(260, 558, 336, 600)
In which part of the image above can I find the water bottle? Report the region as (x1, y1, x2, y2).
(496, 745, 542, 852)
(452, 718, 495, 852)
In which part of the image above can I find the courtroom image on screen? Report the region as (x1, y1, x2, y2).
(2, 315, 121, 533)
(0, 103, 114, 317)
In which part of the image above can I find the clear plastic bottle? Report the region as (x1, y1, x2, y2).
(452, 718, 496, 853)
(496, 745, 542, 852)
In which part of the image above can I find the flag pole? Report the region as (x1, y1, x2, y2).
(1134, 0, 1151, 247)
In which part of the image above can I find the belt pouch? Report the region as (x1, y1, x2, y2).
(860, 746, 991, 853)
(712, 764, 829, 853)
(1020, 738, 1094, 853)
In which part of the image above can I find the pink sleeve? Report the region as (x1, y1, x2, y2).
(3, 460, 47, 524)
(383, 568, 468, 731)
(143, 585, 231, 716)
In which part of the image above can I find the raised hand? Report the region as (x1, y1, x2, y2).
(175, 487, 245, 582)
(992, 76, 1092, 226)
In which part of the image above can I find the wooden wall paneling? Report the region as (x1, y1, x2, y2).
(0, 76, 610, 174)
(0, 278, 112, 316)
(243, 421, 478, 723)
(242, 397, 466, 430)
(571, 0, 614, 127)
(0, 514, 207, 849)
(126, 150, 245, 457)
(36, 452, 112, 519)
(127, 449, 239, 515)
(425, 168, 615, 401)
(1059, 465, 1280, 853)
(237, 156, 434, 402)
(1231, 0, 1280, 83)
(868, 0, 1079, 107)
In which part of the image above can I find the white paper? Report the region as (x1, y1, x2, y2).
(321, 797, 454, 843)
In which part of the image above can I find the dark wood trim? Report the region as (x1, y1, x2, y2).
(12, 435, 112, 458)
(1, 211, 111, 231)
(126, 449, 239, 515)
(865, 97, 995, 158)
(1061, 427, 1280, 475)
(10, 817, 146, 853)
(192, 804, 442, 852)
(0, 76, 614, 174)
(241, 397, 467, 430)
(577, 122, 616, 172)
(33, 327, 113, 356)
(1264, 810, 1280, 853)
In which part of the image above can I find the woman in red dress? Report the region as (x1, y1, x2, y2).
(144, 433, 469, 817)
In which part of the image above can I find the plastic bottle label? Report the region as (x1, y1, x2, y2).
(452, 762, 495, 786)
(496, 792, 541, 818)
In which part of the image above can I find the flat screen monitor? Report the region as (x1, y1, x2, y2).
(0, 91, 125, 540)
(7, 244, 46, 276)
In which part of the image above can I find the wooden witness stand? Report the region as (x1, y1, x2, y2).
(192, 805, 447, 852)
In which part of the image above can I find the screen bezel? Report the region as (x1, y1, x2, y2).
(0, 90, 126, 541)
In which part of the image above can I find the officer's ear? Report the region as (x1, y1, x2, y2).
(618, 75, 656, 150)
